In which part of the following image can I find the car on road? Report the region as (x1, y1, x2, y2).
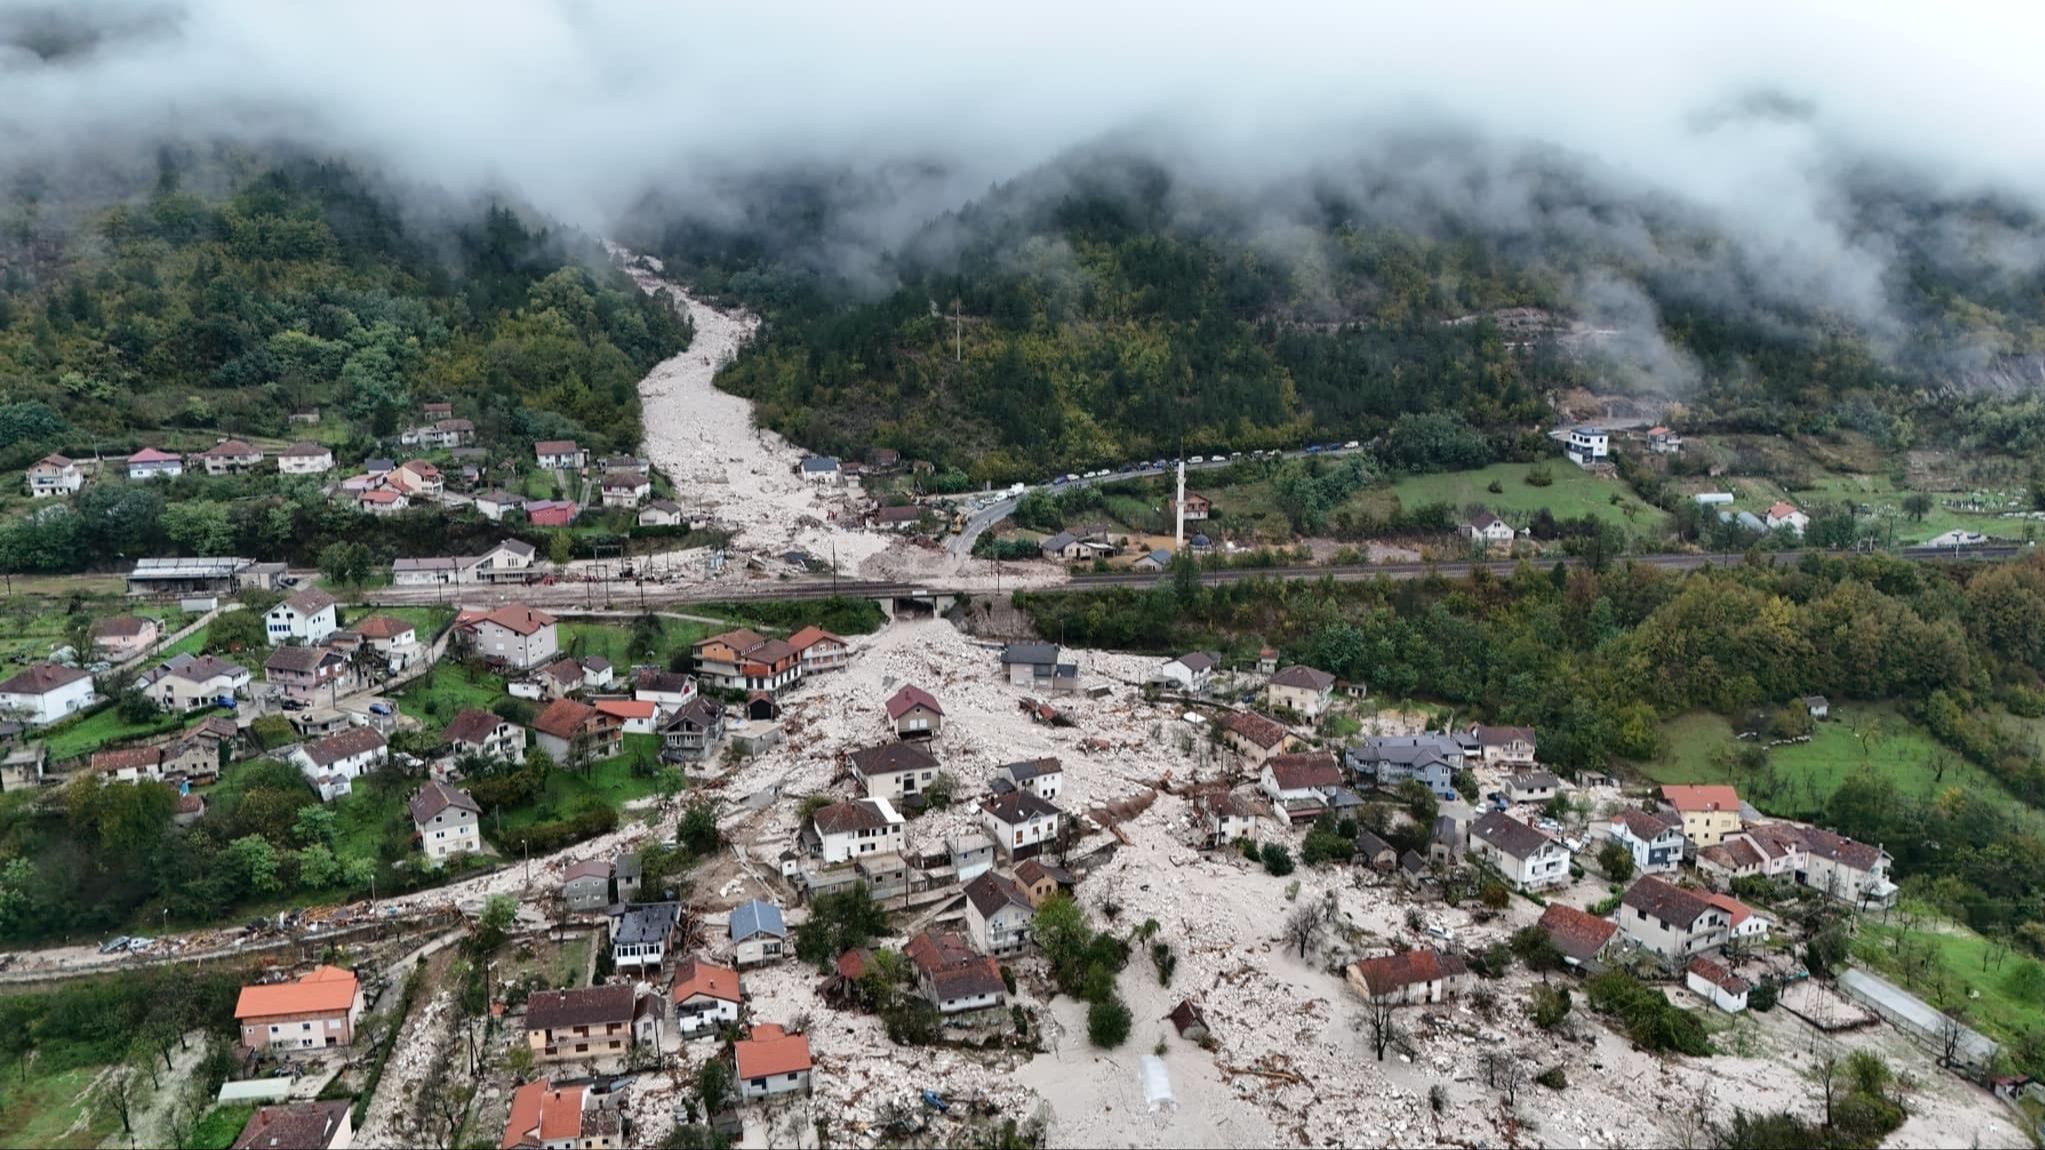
(99, 936, 130, 954)
(1050, 475, 1066, 485)
(1189, 455, 1206, 464)
(1344, 440, 1360, 449)
(1064, 474, 1079, 483)
(1305, 445, 1321, 454)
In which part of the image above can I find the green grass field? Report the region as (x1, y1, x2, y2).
(393, 664, 508, 727)
(155, 625, 210, 660)
(191, 1104, 256, 1150)
(1853, 907, 2045, 1049)
(559, 618, 715, 668)
(1187, 461, 1665, 542)
(0, 1061, 120, 1149)
(1636, 704, 2016, 820)
(1370, 463, 1665, 531)
(41, 704, 197, 762)
(348, 605, 452, 641)
(1675, 471, 2032, 546)
(491, 735, 668, 834)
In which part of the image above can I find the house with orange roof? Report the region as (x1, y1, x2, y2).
(734, 1023, 813, 1099)
(234, 965, 365, 1050)
(788, 626, 849, 675)
(500, 1080, 622, 1149)
(1659, 784, 1744, 848)
(593, 697, 659, 735)
(671, 958, 742, 1037)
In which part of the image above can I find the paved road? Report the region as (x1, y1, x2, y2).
(939, 446, 1367, 558)
(1838, 966, 1997, 1067)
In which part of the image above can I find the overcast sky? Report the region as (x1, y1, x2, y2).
(2, 0, 2038, 339)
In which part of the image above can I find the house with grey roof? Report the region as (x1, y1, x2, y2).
(729, 899, 788, 967)
(608, 902, 681, 971)
(1346, 734, 1462, 800)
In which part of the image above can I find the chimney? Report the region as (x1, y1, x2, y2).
(1174, 460, 1186, 549)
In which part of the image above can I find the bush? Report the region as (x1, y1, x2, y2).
(1451, 769, 1478, 801)
(1525, 464, 1554, 487)
(1087, 995, 1133, 1048)
(1487, 479, 1504, 494)
(1260, 843, 1295, 876)
(1150, 941, 1176, 986)
(1585, 971, 1711, 1056)
(1597, 840, 1635, 882)
(794, 887, 889, 965)
(1747, 981, 1778, 1012)
(1300, 826, 1352, 867)
(1479, 881, 1510, 909)
(1531, 984, 1572, 1029)
(1535, 1066, 1567, 1090)
(921, 771, 958, 810)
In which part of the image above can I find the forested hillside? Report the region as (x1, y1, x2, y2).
(1021, 552, 2045, 956)
(0, 158, 691, 471)
(632, 154, 2045, 480)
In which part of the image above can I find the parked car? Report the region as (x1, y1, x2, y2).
(1190, 455, 1206, 464)
(1343, 440, 1360, 449)
(99, 936, 130, 954)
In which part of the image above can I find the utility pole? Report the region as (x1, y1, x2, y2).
(953, 298, 961, 363)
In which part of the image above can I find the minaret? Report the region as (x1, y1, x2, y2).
(1175, 459, 1187, 549)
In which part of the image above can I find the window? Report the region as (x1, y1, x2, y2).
(750, 1078, 766, 1089)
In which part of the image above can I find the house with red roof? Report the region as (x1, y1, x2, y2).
(125, 446, 183, 481)
(1346, 948, 1471, 1006)
(884, 685, 944, 740)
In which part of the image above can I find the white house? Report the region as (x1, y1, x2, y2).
(471, 489, 524, 521)
(1200, 792, 1263, 845)
(408, 780, 481, 861)
(1467, 511, 1515, 550)
(962, 872, 1034, 956)
(291, 726, 388, 802)
(441, 708, 527, 764)
(982, 790, 1061, 859)
(276, 441, 335, 476)
(266, 589, 340, 647)
(1153, 651, 1217, 692)
(1504, 770, 1561, 804)
(462, 604, 559, 670)
(0, 663, 98, 726)
(1346, 948, 1473, 1006)
(1685, 956, 1749, 1013)
(534, 440, 585, 470)
(1004, 758, 1063, 803)
(798, 456, 840, 484)
(26, 454, 82, 498)
(609, 902, 680, 972)
(733, 1024, 811, 1100)
(670, 959, 742, 1037)
(1258, 752, 1343, 818)
(600, 470, 651, 507)
(1265, 665, 1336, 719)
(1469, 724, 1537, 767)
(125, 447, 183, 480)
(1607, 808, 1686, 874)
(198, 438, 264, 476)
(906, 931, 1007, 1015)
(1564, 426, 1608, 467)
(1468, 811, 1571, 891)
(639, 499, 685, 527)
(804, 797, 905, 865)
(1764, 501, 1810, 536)
(849, 742, 940, 803)
(1618, 876, 1731, 960)
(143, 653, 250, 710)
